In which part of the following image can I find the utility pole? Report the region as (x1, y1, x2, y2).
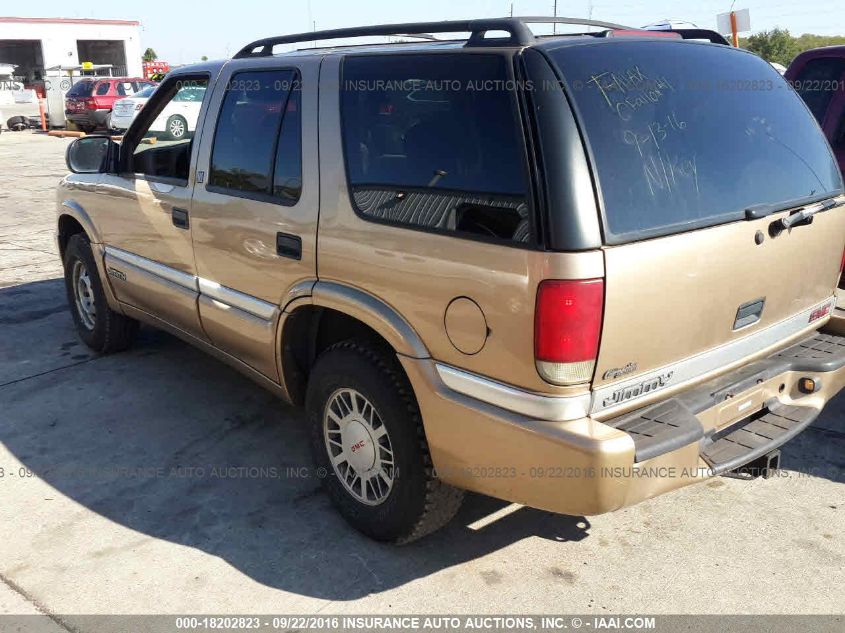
(553, 0, 558, 34)
(510, 3, 513, 18)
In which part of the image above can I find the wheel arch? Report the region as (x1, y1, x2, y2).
(57, 200, 101, 260)
(278, 281, 430, 405)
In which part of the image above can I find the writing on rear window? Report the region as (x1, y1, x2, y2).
(547, 42, 843, 242)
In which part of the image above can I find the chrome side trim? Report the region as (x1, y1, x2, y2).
(198, 277, 277, 321)
(104, 246, 279, 320)
(592, 296, 837, 416)
(105, 246, 198, 291)
(435, 363, 591, 422)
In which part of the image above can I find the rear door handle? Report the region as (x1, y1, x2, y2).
(172, 207, 189, 229)
(276, 232, 302, 260)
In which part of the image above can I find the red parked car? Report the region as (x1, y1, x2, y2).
(64, 77, 155, 132)
(785, 46, 845, 323)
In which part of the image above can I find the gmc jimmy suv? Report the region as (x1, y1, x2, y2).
(57, 17, 845, 543)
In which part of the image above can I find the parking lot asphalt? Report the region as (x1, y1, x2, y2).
(0, 132, 843, 620)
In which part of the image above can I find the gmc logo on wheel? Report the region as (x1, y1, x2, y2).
(350, 440, 366, 453)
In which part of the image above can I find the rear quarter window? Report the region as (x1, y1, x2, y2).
(340, 53, 533, 244)
(545, 41, 843, 242)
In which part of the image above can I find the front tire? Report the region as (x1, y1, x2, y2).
(63, 233, 138, 353)
(306, 341, 464, 543)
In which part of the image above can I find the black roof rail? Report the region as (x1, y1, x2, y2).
(233, 16, 632, 58)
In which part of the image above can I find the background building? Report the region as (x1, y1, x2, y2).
(0, 16, 143, 88)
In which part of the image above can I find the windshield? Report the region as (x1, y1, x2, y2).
(544, 41, 843, 242)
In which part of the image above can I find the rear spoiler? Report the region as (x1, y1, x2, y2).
(592, 28, 729, 45)
(652, 28, 730, 45)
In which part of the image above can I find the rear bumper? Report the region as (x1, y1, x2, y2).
(401, 330, 845, 516)
(65, 109, 110, 127)
(109, 112, 134, 130)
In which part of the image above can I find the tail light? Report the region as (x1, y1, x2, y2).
(83, 98, 97, 111)
(534, 279, 604, 385)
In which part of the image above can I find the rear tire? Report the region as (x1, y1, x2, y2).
(165, 115, 188, 140)
(63, 233, 138, 353)
(305, 341, 464, 543)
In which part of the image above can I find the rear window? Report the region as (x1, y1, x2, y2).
(66, 81, 94, 97)
(135, 85, 156, 98)
(545, 41, 843, 242)
(793, 57, 845, 123)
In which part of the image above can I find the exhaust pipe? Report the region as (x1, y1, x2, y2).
(724, 449, 781, 480)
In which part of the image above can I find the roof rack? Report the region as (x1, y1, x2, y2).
(233, 16, 632, 58)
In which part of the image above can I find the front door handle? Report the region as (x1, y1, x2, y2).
(172, 207, 189, 229)
(276, 232, 302, 260)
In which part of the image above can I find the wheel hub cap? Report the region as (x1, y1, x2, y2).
(72, 260, 96, 330)
(341, 420, 376, 473)
(323, 388, 394, 506)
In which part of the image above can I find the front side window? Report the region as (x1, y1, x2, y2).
(129, 76, 209, 182)
(340, 54, 532, 244)
(208, 69, 302, 204)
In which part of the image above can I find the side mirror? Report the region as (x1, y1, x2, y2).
(65, 136, 117, 174)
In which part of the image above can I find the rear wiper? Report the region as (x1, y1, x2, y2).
(744, 196, 839, 223)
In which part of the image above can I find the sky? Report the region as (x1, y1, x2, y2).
(15, 0, 845, 64)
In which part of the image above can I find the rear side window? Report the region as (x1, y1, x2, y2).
(209, 69, 302, 204)
(793, 57, 845, 123)
(67, 81, 93, 97)
(341, 54, 532, 244)
(95, 82, 110, 96)
(545, 42, 843, 242)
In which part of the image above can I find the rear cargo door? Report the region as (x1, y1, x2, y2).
(543, 40, 845, 415)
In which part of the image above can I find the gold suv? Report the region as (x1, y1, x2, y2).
(57, 18, 845, 543)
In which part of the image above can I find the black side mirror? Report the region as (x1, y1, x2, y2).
(65, 136, 117, 174)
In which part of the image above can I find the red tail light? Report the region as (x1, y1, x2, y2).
(83, 98, 97, 111)
(839, 247, 844, 287)
(534, 279, 604, 385)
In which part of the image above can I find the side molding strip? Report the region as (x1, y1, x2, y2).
(104, 246, 278, 321)
(105, 246, 198, 291)
(198, 278, 277, 321)
(435, 363, 592, 422)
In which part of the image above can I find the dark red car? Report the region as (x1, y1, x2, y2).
(64, 77, 155, 132)
(786, 47, 845, 177)
(786, 47, 845, 321)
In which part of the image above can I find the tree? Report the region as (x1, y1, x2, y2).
(743, 28, 800, 66)
(201, 55, 208, 61)
(142, 48, 158, 62)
